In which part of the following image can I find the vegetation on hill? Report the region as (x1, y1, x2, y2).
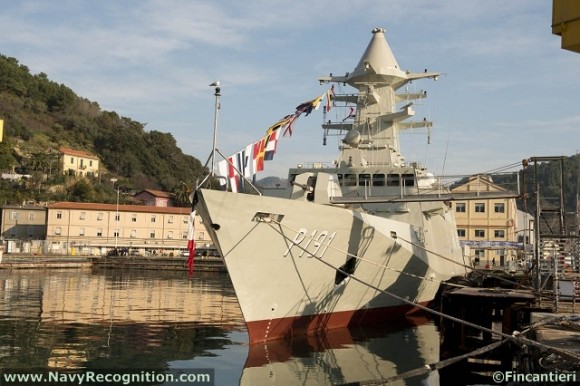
(490, 155, 579, 214)
(0, 54, 208, 206)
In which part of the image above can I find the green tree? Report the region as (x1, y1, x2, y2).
(0, 143, 17, 172)
(68, 179, 94, 202)
(172, 181, 192, 207)
(25, 152, 51, 173)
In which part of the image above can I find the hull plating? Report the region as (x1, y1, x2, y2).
(197, 189, 463, 343)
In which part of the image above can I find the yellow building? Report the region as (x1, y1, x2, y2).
(0, 205, 47, 253)
(553, 0, 580, 54)
(59, 147, 100, 177)
(451, 175, 521, 267)
(45, 202, 212, 256)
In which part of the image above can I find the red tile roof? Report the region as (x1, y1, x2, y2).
(48, 202, 190, 214)
(135, 189, 174, 198)
(59, 147, 99, 160)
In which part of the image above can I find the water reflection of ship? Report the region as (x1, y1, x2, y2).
(241, 317, 440, 386)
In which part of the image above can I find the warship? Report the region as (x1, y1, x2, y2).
(196, 28, 471, 344)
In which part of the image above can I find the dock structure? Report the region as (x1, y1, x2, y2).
(0, 256, 92, 269)
(439, 287, 537, 384)
(90, 255, 226, 272)
(0, 254, 226, 272)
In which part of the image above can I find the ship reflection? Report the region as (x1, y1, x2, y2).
(241, 317, 440, 386)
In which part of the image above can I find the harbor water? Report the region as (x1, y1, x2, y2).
(0, 268, 441, 385)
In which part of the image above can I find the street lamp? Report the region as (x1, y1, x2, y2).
(110, 178, 120, 251)
(209, 81, 221, 177)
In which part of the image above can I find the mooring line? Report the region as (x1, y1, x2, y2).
(274, 216, 541, 296)
(272, 220, 468, 289)
(344, 339, 507, 385)
(396, 234, 538, 293)
(350, 314, 580, 385)
(264, 220, 580, 363)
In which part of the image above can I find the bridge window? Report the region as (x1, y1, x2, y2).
(358, 174, 371, 186)
(344, 174, 357, 186)
(387, 174, 400, 186)
(402, 174, 415, 187)
(373, 174, 385, 186)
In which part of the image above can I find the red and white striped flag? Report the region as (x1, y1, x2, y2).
(186, 193, 198, 277)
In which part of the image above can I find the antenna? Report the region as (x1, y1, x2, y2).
(441, 125, 452, 178)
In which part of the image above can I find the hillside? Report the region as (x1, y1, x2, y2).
(492, 155, 580, 214)
(0, 54, 207, 205)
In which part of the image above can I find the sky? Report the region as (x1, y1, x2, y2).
(2, 0, 579, 180)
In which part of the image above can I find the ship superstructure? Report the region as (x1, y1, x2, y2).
(196, 28, 469, 344)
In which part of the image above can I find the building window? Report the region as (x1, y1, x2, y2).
(457, 229, 466, 237)
(56, 211, 62, 219)
(132, 214, 137, 222)
(475, 229, 485, 238)
(182, 231, 188, 239)
(494, 230, 505, 238)
(9, 211, 18, 220)
(79, 228, 85, 236)
(475, 203, 485, 213)
(475, 249, 485, 258)
(149, 230, 156, 238)
(130, 229, 137, 238)
(97, 228, 103, 237)
(89, 160, 93, 167)
(168, 230, 173, 239)
(55, 227, 62, 235)
(70, 157, 74, 164)
(151, 215, 156, 223)
(115, 213, 120, 221)
(196, 231, 205, 240)
(455, 203, 466, 213)
(183, 216, 188, 224)
(113, 229, 119, 237)
(80, 212, 86, 220)
(494, 203, 505, 213)
(28, 212, 35, 221)
(168, 215, 174, 224)
(97, 212, 103, 221)
(27, 226, 34, 237)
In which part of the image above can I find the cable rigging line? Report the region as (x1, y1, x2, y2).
(262, 219, 580, 363)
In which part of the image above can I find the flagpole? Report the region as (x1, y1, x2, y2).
(210, 81, 221, 177)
